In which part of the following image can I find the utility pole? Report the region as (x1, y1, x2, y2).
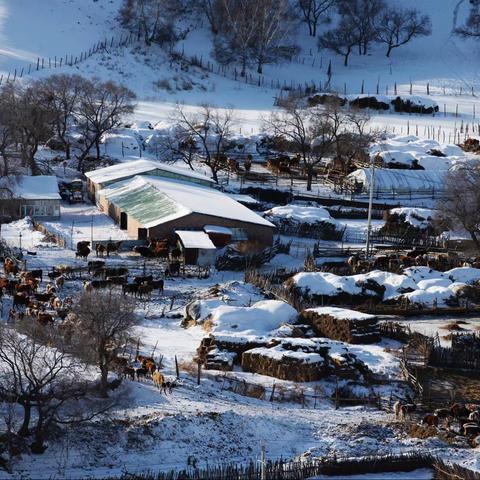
(260, 445, 266, 480)
(364, 156, 375, 259)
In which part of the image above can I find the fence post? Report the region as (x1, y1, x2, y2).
(175, 355, 179, 379)
(197, 361, 201, 385)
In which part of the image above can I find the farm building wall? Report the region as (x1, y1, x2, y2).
(97, 192, 274, 246)
(0, 199, 60, 220)
(147, 213, 274, 248)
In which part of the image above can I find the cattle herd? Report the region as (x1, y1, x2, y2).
(394, 400, 480, 439)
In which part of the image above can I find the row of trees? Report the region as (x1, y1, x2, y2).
(149, 100, 372, 190)
(0, 74, 135, 176)
(0, 291, 136, 456)
(318, 0, 431, 65)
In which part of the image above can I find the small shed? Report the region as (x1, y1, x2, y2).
(175, 230, 217, 266)
(203, 225, 233, 248)
(0, 176, 61, 220)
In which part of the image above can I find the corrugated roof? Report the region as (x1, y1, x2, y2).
(99, 177, 189, 228)
(176, 230, 217, 249)
(98, 175, 275, 229)
(85, 159, 213, 185)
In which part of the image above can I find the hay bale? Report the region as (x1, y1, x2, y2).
(300, 307, 380, 344)
(241, 338, 370, 381)
(307, 94, 347, 107)
(241, 346, 330, 381)
(349, 96, 390, 110)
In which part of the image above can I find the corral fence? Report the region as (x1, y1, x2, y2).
(215, 371, 386, 411)
(98, 452, 439, 480)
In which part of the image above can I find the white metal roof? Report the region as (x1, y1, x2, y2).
(98, 176, 275, 229)
(85, 159, 214, 185)
(203, 225, 233, 235)
(0, 176, 61, 200)
(176, 230, 217, 249)
(347, 168, 446, 191)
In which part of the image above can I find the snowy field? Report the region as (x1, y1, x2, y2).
(2, 0, 480, 477)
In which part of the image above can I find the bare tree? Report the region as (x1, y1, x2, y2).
(75, 79, 136, 171)
(297, 0, 335, 37)
(197, 0, 224, 34)
(249, 0, 299, 74)
(318, 17, 361, 66)
(0, 85, 16, 176)
(1, 82, 54, 175)
(37, 74, 86, 159)
(73, 291, 137, 397)
(455, 1, 480, 38)
(214, 0, 259, 77)
(119, 0, 186, 47)
(148, 125, 199, 170)
(376, 7, 431, 57)
(436, 166, 480, 250)
(0, 326, 93, 453)
(174, 104, 235, 183)
(337, 0, 385, 55)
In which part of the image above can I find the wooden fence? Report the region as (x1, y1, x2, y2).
(97, 452, 436, 480)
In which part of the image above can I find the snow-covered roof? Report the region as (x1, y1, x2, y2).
(0, 176, 61, 200)
(203, 225, 233, 235)
(347, 168, 446, 191)
(176, 230, 216, 250)
(305, 306, 376, 321)
(85, 159, 214, 186)
(264, 205, 338, 226)
(98, 175, 275, 229)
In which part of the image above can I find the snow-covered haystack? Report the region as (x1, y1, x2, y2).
(184, 281, 264, 325)
(287, 270, 417, 305)
(206, 300, 298, 337)
(307, 93, 438, 115)
(301, 307, 380, 344)
(369, 135, 466, 170)
(287, 267, 480, 308)
(380, 207, 437, 236)
(194, 299, 299, 370)
(241, 337, 371, 382)
(264, 205, 343, 240)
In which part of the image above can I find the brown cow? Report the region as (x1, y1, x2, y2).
(37, 312, 54, 326)
(422, 414, 439, 427)
(152, 371, 165, 389)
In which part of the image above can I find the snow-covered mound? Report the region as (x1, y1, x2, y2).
(290, 267, 480, 307)
(207, 300, 298, 336)
(370, 135, 467, 170)
(291, 270, 416, 301)
(185, 281, 264, 324)
(388, 207, 435, 229)
(264, 205, 339, 226)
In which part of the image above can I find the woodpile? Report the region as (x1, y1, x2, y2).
(300, 308, 380, 344)
(241, 338, 370, 382)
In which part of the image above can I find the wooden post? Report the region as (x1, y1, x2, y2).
(197, 361, 201, 385)
(269, 383, 276, 402)
(175, 355, 180, 379)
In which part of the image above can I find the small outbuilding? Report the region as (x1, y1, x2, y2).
(175, 230, 217, 266)
(0, 175, 61, 220)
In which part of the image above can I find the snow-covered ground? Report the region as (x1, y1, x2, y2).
(2, 0, 480, 477)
